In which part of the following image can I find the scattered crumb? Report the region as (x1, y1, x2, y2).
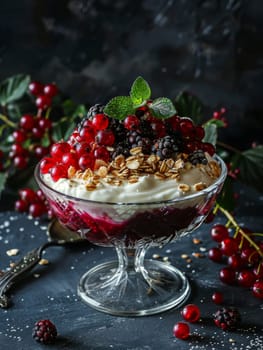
(39, 258, 49, 265)
(6, 249, 19, 256)
(186, 258, 192, 263)
(162, 256, 169, 262)
(9, 262, 16, 268)
(192, 252, 204, 258)
(152, 254, 160, 259)
(192, 238, 202, 244)
(181, 254, 189, 259)
(33, 273, 40, 278)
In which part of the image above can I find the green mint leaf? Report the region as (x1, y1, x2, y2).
(104, 96, 135, 120)
(149, 97, 176, 119)
(237, 145, 263, 193)
(130, 76, 151, 106)
(174, 91, 204, 124)
(203, 123, 218, 146)
(0, 74, 30, 106)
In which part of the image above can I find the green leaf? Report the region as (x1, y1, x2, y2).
(0, 172, 8, 195)
(203, 123, 218, 146)
(0, 74, 30, 106)
(174, 91, 203, 124)
(237, 146, 263, 193)
(104, 96, 135, 120)
(130, 76, 151, 106)
(149, 97, 176, 119)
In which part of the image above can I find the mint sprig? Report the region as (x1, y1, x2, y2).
(103, 96, 135, 120)
(130, 76, 151, 107)
(104, 76, 177, 120)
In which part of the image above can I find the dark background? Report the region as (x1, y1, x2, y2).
(0, 0, 262, 148)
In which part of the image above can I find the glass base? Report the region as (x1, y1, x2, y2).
(78, 259, 191, 316)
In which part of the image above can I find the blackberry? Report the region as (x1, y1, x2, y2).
(32, 319, 57, 344)
(78, 103, 105, 130)
(213, 307, 241, 331)
(111, 142, 130, 160)
(139, 119, 155, 139)
(188, 150, 208, 165)
(127, 131, 151, 153)
(109, 118, 127, 143)
(152, 135, 180, 160)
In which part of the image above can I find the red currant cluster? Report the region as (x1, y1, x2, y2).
(29, 81, 58, 110)
(14, 188, 52, 218)
(212, 107, 228, 127)
(208, 222, 263, 299)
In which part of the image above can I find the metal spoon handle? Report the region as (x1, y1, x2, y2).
(0, 241, 61, 308)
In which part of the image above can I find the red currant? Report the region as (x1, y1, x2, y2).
(40, 157, 55, 174)
(173, 322, 190, 340)
(253, 263, 263, 279)
(36, 95, 52, 110)
(43, 83, 58, 98)
(181, 304, 200, 323)
(15, 199, 29, 212)
(180, 118, 195, 138)
(252, 280, 263, 299)
(92, 114, 109, 130)
(13, 130, 27, 143)
(195, 125, 205, 140)
(50, 164, 68, 181)
(79, 126, 96, 143)
(210, 224, 229, 242)
(96, 130, 115, 146)
(29, 81, 44, 96)
(227, 254, 244, 270)
(212, 291, 224, 304)
(50, 142, 71, 161)
(220, 237, 239, 256)
(61, 152, 79, 169)
(20, 114, 35, 130)
(124, 115, 140, 130)
(10, 143, 26, 157)
(19, 188, 39, 203)
(78, 154, 95, 171)
(241, 248, 260, 266)
(201, 142, 215, 156)
(75, 142, 92, 155)
(219, 267, 236, 285)
(237, 269, 255, 288)
(37, 117, 52, 130)
(29, 203, 46, 218)
(208, 247, 223, 263)
(13, 155, 27, 169)
(93, 146, 110, 162)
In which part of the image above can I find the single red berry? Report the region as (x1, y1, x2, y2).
(241, 248, 260, 266)
(29, 81, 44, 96)
(37, 117, 52, 130)
(20, 114, 35, 130)
(13, 155, 28, 169)
(61, 152, 79, 169)
(32, 126, 45, 139)
(213, 307, 241, 331)
(219, 267, 236, 285)
(15, 199, 29, 213)
(50, 164, 68, 181)
(43, 83, 58, 98)
(29, 203, 46, 218)
(220, 237, 239, 256)
(208, 247, 223, 263)
(75, 142, 92, 156)
(201, 142, 215, 156)
(211, 224, 229, 242)
(227, 254, 244, 270)
(173, 322, 190, 340)
(78, 154, 95, 171)
(212, 291, 224, 304)
(79, 126, 96, 143)
(50, 142, 71, 161)
(213, 111, 220, 119)
(36, 94, 52, 110)
(96, 130, 115, 146)
(181, 304, 200, 323)
(204, 211, 215, 223)
(195, 125, 205, 140)
(34, 145, 49, 159)
(10, 143, 26, 157)
(40, 157, 55, 174)
(124, 115, 140, 130)
(166, 115, 180, 131)
(252, 280, 263, 299)
(237, 269, 256, 288)
(180, 118, 195, 138)
(13, 130, 27, 143)
(19, 188, 39, 203)
(92, 113, 109, 130)
(93, 146, 110, 162)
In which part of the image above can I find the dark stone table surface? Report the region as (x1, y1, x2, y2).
(0, 188, 262, 349)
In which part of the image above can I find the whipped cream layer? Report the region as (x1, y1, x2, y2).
(42, 161, 219, 203)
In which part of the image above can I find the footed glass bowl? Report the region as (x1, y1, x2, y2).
(35, 156, 227, 316)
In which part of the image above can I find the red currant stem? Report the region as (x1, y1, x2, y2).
(217, 204, 263, 258)
(225, 219, 232, 228)
(216, 140, 241, 155)
(0, 114, 16, 128)
(37, 108, 43, 118)
(213, 203, 220, 215)
(45, 107, 52, 119)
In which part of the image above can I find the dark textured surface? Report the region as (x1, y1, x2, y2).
(0, 0, 262, 147)
(0, 185, 262, 350)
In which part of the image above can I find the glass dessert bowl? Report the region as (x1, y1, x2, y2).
(35, 155, 226, 316)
